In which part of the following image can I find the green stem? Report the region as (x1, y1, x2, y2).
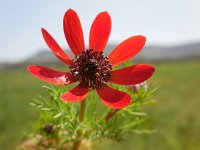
(72, 99, 86, 150)
(79, 99, 86, 122)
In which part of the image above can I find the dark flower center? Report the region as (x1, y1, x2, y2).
(69, 49, 112, 88)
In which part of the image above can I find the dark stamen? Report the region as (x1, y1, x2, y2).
(69, 49, 112, 88)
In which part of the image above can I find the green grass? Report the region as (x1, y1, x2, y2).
(0, 61, 200, 150)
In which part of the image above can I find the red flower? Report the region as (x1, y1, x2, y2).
(28, 9, 155, 109)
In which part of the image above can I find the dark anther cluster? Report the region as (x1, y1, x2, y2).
(69, 49, 112, 88)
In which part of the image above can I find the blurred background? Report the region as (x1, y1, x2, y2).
(0, 0, 200, 149)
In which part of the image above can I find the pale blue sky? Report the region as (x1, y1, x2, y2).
(0, 0, 200, 62)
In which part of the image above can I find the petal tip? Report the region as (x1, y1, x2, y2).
(146, 64, 155, 73)
(143, 64, 156, 79)
(136, 35, 146, 42)
(65, 9, 76, 16)
(151, 67, 156, 76)
(41, 28, 47, 34)
(101, 11, 109, 15)
(61, 86, 88, 102)
(41, 28, 47, 35)
(101, 11, 111, 19)
(152, 66, 156, 72)
(68, 8, 75, 12)
(60, 94, 67, 101)
(112, 94, 131, 109)
(96, 85, 131, 109)
(27, 65, 35, 72)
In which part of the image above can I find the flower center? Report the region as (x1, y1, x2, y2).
(70, 49, 112, 89)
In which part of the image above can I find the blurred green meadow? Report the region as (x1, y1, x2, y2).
(0, 61, 200, 150)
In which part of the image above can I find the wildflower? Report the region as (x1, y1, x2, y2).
(28, 9, 155, 109)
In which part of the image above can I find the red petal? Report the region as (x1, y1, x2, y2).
(110, 64, 155, 85)
(61, 85, 88, 102)
(27, 65, 74, 85)
(63, 9, 85, 56)
(96, 85, 130, 109)
(41, 28, 73, 65)
(89, 12, 111, 52)
(108, 36, 146, 67)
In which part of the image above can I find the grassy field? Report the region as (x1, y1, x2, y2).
(0, 61, 200, 150)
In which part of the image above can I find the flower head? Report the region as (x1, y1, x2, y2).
(28, 9, 155, 109)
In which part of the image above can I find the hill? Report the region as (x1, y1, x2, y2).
(0, 43, 200, 70)
(23, 43, 200, 64)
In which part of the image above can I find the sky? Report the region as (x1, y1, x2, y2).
(0, 0, 200, 63)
